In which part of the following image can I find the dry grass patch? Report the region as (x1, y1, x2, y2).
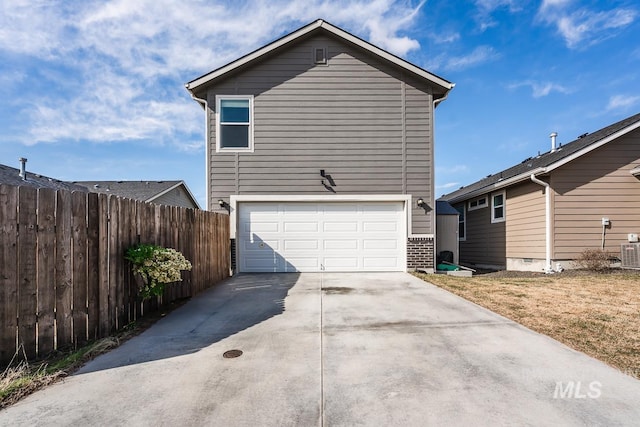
(414, 270, 640, 378)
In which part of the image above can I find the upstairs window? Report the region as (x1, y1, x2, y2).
(468, 196, 487, 211)
(216, 96, 254, 152)
(491, 192, 505, 223)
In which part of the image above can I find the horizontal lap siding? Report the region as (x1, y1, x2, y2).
(552, 129, 640, 259)
(207, 33, 435, 235)
(457, 201, 506, 267)
(405, 85, 433, 234)
(505, 182, 546, 258)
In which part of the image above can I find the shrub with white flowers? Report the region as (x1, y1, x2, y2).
(125, 244, 192, 300)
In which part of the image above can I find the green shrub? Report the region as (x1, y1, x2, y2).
(573, 248, 613, 271)
(125, 244, 192, 299)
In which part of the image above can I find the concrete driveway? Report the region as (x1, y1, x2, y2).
(1, 272, 639, 426)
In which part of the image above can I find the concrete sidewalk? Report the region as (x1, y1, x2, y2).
(1, 272, 639, 426)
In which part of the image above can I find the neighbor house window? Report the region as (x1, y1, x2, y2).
(491, 191, 505, 223)
(216, 95, 254, 152)
(456, 204, 466, 241)
(468, 196, 487, 211)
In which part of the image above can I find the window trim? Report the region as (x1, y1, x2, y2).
(468, 196, 488, 211)
(456, 204, 466, 241)
(491, 191, 506, 223)
(215, 95, 254, 153)
(313, 46, 328, 65)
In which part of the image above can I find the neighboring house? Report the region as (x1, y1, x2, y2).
(442, 113, 640, 272)
(0, 159, 88, 192)
(185, 19, 454, 273)
(75, 180, 200, 209)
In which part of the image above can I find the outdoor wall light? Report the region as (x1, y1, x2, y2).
(416, 198, 426, 208)
(218, 199, 226, 208)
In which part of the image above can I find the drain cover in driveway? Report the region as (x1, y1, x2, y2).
(223, 349, 243, 358)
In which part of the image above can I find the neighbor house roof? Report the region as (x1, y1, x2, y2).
(75, 180, 200, 208)
(443, 112, 640, 203)
(185, 19, 454, 97)
(436, 200, 460, 215)
(0, 163, 89, 192)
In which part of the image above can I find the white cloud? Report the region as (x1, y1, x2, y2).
(436, 182, 461, 190)
(537, 1, 637, 49)
(474, 0, 524, 31)
(508, 80, 571, 98)
(443, 45, 499, 71)
(0, 0, 428, 147)
(606, 95, 640, 112)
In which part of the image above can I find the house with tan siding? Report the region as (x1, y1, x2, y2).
(185, 19, 453, 273)
(442, 112, 640, 272)
(75, 180, 200, 209)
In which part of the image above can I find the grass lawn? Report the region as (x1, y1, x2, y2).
(414, 270, 640, 379)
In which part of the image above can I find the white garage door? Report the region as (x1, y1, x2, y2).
(238, 202, 406, 272)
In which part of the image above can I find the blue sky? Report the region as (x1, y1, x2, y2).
(1, 0, 638, 207)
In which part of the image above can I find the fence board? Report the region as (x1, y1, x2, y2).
(17, 186, 38, 360)
(0, 185, 19, 362)
(86, 192, 100, 339)
(55, 190, 73, 349)
(36, 188, 56, 356)
(97, 193, 110, 336)
(71, 191, 88, 346)
(1, 184, 230, 366)
(108, 196, 119, 331)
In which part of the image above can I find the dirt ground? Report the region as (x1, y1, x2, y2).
(415, 269, 640, 379)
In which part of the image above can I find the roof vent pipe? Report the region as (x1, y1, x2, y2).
(18, 157, 27, 180)
(550, 132, 558, 153)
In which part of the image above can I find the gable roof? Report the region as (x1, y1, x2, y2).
(0, 163, 89, 192)
(75, 180, 200, 208)
(443, 112, 640, 203)
(185, 19, 454, 97)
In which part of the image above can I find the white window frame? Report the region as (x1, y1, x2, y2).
(468, 196, 488, 211)
(456, 204, 466, 241)
(491, 191, 506, 223)
(215, 95, 254, 153)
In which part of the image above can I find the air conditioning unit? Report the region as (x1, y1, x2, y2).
(620, 243, 640, 269)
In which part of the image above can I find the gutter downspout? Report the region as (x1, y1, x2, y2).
(530, 174, 553, 273)
(189, 92, 209, 210)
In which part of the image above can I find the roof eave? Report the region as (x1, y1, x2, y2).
(445, 114, 640, 204)
(185, 19, 454, 94)
(445, 167, 546, 204)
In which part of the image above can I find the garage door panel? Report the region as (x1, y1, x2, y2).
(245, 222, 279, 233)
(285, 257, 319, 270)
(363, 221, 398, 232)
(243, 239, 280, 250)
(238, 201, 406, 272)
(363, 239, 398, 250)
(324, 239, 358, 250)
(323, 257, 359, 269)
(241, 256, 283, 272)
(284, 222, 318, 232)
(323, 222, 358, 232)
(284, 240, 319, 250)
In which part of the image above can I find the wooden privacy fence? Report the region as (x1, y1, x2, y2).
(0, 184, 230, 366)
